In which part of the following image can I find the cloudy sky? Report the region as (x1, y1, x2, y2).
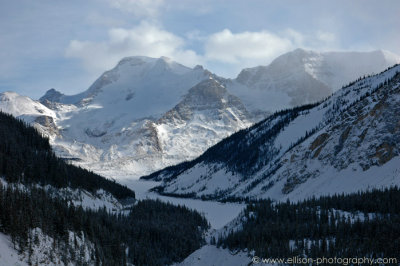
(0, 0, 399, 98)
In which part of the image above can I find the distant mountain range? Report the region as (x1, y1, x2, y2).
(144, 64, 400, 202)
(1, 48, 399, 179)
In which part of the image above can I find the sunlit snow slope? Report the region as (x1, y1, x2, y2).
(146, 64, 400, 202)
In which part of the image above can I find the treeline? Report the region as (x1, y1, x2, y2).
(0, 184, 209, 265)
(219, 187, 400, 260)
(0, 111, 134, 200)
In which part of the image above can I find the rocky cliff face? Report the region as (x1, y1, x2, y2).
(154, 78, 252, 167)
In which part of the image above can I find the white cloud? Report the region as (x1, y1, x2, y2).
(317, 31, 336, 43)
(204, 29, 301, 67)
(186, 30, 207, 41)
(65, 21, 202, 74)
(66, 21, 340, 79)
(284, 29, 305, 46)
(202, 28, 340, 76)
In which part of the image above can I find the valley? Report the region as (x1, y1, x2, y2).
(1, 49, 400, 265)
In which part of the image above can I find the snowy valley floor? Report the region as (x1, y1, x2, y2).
(174, 245, 251, 266)
(122, 178, 245, 230)
(122, 178, 253, 266)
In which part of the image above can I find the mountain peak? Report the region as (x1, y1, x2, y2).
(0, 90, 56, 119)
(291, 47, 314, 55)
(153, 56, 172, 68)
(39, 88, 64, 103)
(0, 91, 19, 99)
(113, 55, 192, 76)
(150, 56, 191, 75)
(189, 78, 226, 95)
(233, 49, 400, 113)
(159, 56, 172, 62)
(194, 65, 204, 70)
(116, 56, 155, 67)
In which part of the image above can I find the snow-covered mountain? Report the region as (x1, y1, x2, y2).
(1, 49, 399, 179)
(228, 49, 400, 116)
(0, 91, 59, 137)
(40, 56, 214, 116)
(35, 56, 253, 178)
(144, 64, 400, 202)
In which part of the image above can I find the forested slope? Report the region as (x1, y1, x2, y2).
(0, 111, 134, 200)
(0, 185, 209, 265)
(0, 111, 209, 265)
(219, 187, 400, 261)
